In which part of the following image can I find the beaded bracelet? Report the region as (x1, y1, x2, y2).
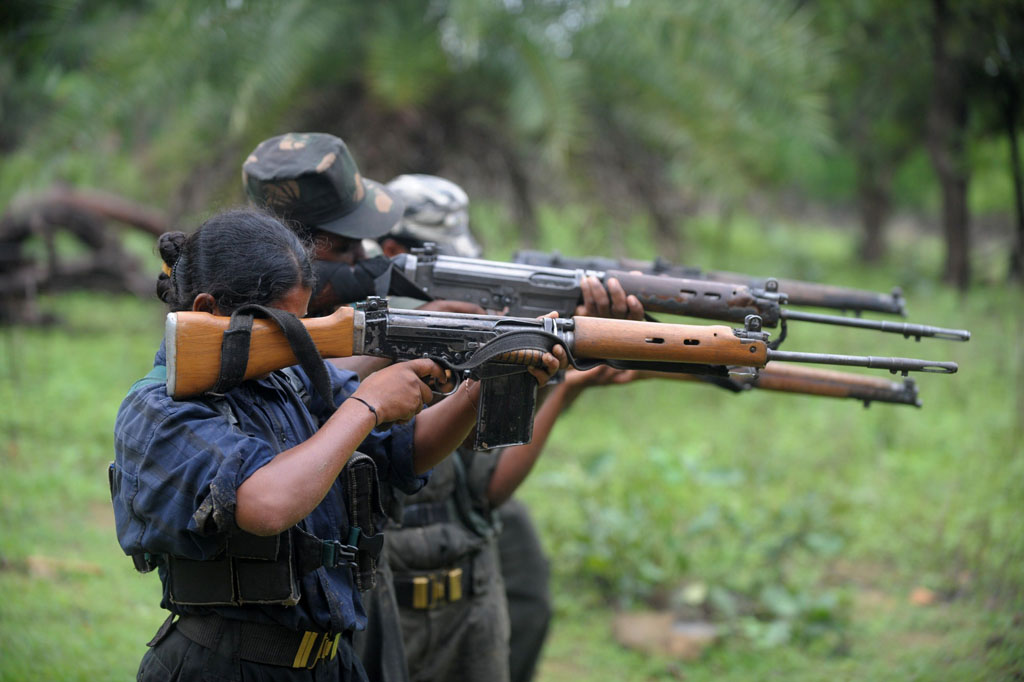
(350, 396, 379, 427)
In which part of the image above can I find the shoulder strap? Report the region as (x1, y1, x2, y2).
(279, 367, 311, 407)
(450, 449, 500, 538)
(213, 304, 334, 410)
(129, 365, 167, 393)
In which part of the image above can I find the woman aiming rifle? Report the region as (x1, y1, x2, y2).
(110, 209, 562, 681)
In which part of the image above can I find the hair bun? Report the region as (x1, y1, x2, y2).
(158, 231, 187, 267)
(156, 231, 187, 304)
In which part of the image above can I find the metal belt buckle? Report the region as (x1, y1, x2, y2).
(448, 568, 463, 602)
(294, 631, 341, 668)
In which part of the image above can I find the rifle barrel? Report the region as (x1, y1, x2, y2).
(766, 349, 958, 374)
(780, 309, 970, 341)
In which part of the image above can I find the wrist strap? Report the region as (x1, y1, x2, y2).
(350, 396, 379, 427)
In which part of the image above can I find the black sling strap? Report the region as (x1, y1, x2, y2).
(211, 303, 334, 407)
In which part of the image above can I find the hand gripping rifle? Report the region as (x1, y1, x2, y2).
(513, 249, 909, 317)
(390, 247, 969, 346)
(164, 298, 957, 449)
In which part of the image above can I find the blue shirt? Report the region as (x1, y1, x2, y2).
(111, 343, 426, 633)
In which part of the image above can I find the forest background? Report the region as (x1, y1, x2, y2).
(1, 0, 1022, 679)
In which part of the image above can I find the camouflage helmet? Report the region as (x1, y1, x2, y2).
(383, 174, 483, 258)
(242, 132, 403, 240)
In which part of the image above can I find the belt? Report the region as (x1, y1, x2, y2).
(175, 613, 345, 669)
(392, 557, 473, 610)
(401, 501, 452, 527)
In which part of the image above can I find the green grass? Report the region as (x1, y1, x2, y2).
(1, 216, 1022, 680)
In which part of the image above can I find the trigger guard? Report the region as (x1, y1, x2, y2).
(428, 370, 462, 398)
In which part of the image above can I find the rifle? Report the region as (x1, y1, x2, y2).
(389, 248, 969, 344)
(165, 298, 957, 449)
(646, 363, 921, 407)
(513, 249, 909, 317)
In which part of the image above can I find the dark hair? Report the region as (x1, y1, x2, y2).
(156, 209, 315, 313)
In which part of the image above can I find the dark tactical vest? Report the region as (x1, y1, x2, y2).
(385, 447, 502, 579)
(115, 366, 386, 606)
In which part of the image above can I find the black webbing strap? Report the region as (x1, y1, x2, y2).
(401, 501, 452, 527)
(211, 304, 333, 408)
(344, 453, 386, 592)
(292, 525, 357, 576)
(447, 328, 568, 376)
(175, 613, 345, 668)
(697, 374, 746, 392)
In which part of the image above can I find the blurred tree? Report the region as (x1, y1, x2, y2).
(570, 0, 832, 259)
(927, 0, 973, 291)
(1, 0, 833, 258)
(964, 0, 1024, 282)
(925, 0, 1024, 290)
(816, 1, 931, 264)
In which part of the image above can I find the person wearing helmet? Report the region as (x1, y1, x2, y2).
(381, 175, 643, 682)
(376, 174, 483, 259)
(242, 137, 569, 682)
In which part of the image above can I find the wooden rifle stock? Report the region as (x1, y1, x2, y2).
(166, 307, 356, 399)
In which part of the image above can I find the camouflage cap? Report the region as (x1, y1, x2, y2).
(242, 132, 403, 239)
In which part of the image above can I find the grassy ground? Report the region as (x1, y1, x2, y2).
(1, 216, 1022, 680)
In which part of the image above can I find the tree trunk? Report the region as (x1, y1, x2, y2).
(856, 161, 893, 264)
(926, 0, 971, 291)
(1006, 83, 1024, 282)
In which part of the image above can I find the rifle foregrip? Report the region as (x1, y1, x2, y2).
(491, 349, 548, 366)
(570, 317, 768, 367)
(752, 364, 901, 396)
(166, 307, 357, 399)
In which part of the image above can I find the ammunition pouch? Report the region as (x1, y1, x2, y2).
(148, 526, 358, 607)
(344, 452, 386, 592)
(392, 555, 475, 610)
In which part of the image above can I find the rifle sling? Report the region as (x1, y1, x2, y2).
(212, 304, 334, 408)
(696, 373, 745, 392)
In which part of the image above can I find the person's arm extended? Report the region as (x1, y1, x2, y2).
(235, 358, 444, 536)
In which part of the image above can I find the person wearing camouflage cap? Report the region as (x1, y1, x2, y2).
(244, 132, 414, 682)
(244, 132, 404, 243)
(242, 139, 490, 682)
(380, 175, 641, 682)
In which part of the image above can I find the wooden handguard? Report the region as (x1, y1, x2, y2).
(751, 363, 903, 397)
(571, 317, 768, 367)
(491, 349, 549, 367)
(166, 307, 356, 399)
